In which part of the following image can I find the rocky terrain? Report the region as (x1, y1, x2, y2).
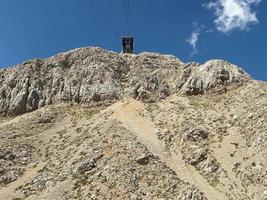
(0, 47, 266, 200)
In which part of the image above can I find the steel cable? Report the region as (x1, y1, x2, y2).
(87, 0, 121, 38)
(123, 0, 132, 35)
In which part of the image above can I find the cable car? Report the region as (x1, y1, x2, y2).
(122, 36, 134, 53)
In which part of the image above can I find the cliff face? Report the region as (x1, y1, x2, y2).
(0, 47, 250, 115)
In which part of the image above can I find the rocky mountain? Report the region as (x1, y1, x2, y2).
(0, 47, 266, 200)
(0, 47, 250, 116)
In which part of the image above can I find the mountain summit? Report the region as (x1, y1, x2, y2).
(0, 47, 250, 115)
(0, 47, 266, 200)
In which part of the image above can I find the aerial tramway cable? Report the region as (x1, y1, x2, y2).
(87, 0, 133, 37)
(123, 0, 132, 35)
(87, 0, 121, 38)
(87, 0, 134, 53)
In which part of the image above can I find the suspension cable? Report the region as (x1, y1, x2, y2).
(123, 0, 132, 36)
(87, 0, 121, 38)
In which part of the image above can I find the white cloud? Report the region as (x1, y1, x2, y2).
(187, 26, 201, 55)
(206, 0, 262, 33)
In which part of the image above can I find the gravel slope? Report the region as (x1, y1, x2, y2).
(0, 80, 266, 200)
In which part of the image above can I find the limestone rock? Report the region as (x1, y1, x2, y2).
(179, 186, 207, 200)
(182, 146, 208, 166)
(180, 60, 251, 95)
(136, 154, 154, 165)
(0, 47, 251, 116)
(183, 129, 209, 142)
(76, 153, 104, 176)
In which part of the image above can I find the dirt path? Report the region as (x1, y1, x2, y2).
(111, 99, 225, 200)
(112, 99, 164, 157)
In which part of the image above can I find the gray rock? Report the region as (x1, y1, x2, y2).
(180, 60, 250, 95)
(136, 154, 154, 165)
(183, 129, 209, 142)
(0, 48, 251, 116)
(9, 89, 28, 115)
(179, 186, 207, 200)
(76, 153, 104, 175)
(183, 146, 208, 166)
(200, 157, 220, 175)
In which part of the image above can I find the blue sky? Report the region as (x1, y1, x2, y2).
(0, 0, 266, 80)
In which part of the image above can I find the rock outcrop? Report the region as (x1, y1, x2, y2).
(0, 47, 251, 115)
(180, 60, 251, 95)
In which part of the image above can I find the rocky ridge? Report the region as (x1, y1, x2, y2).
(0, 47, 250, 115)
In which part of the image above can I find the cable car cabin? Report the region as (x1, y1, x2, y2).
(122, 36, 134, 54)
